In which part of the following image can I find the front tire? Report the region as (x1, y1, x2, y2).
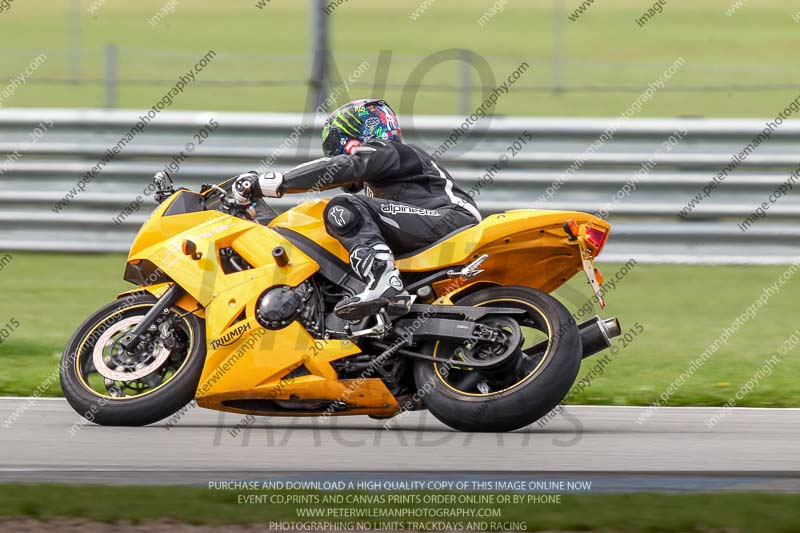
(60, 293, 205, 426)
(414, 286, 581, 432)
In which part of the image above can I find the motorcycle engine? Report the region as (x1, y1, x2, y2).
(255, 281, 321, 334)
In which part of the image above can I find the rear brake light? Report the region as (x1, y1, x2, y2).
(585, 226, 608, 255)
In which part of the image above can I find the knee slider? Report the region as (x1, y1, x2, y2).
(324, 196, 363, 237)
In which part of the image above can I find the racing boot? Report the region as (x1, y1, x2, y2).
(335, 244, 413, 321)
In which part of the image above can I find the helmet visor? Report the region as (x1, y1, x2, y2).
(322, 126, 342, 158)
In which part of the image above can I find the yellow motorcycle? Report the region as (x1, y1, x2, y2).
(60, 173, 620, 432)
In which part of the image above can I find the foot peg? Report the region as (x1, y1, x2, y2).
(345, 310, 390, 338)
(343, 295, 417, 338)
(335, 293, 415, 322)
(447, 254, 488, 281)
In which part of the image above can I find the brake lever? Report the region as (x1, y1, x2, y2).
(206, 183, 256, 220)
(221, 196, 256, 220)
(209, 184, 227, 197)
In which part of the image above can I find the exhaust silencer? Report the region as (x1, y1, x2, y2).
(578, 316, 621, 359)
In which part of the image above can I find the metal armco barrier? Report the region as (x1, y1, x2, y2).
(2, 109, 799, 264)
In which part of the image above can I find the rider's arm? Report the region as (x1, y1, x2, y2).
(232, 141, 400, 202)
(280, 141, 400, 194)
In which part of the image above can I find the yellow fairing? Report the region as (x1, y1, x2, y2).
(416, 209, 610, 302)
(120, 191, 400, 417)
(270, 198, 352, 263)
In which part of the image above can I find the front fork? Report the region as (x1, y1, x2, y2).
(118, 283, 184, 353)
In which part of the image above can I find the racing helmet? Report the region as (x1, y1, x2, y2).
(321, 99, 402, 157)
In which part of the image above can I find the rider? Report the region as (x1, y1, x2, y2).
(232, 99, 481, 321)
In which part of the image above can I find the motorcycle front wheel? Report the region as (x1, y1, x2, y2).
(60, 293, 205, 426)
(413, 286, 582, 432)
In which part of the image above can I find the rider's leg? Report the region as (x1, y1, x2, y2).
(324, 195, 408, 321)
(324, 195, 479, 320)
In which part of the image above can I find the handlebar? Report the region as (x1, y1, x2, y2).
(152, 172, 272, 223)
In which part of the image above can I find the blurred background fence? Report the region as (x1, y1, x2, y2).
(4, 46, 800, 114)
(1, 108, 799, 264)
(3, 0, 800, 114)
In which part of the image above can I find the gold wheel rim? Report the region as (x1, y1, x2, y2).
(432, 298, 553, 397)
(74, 303, 195, 400)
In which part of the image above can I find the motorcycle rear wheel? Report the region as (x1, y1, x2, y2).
(413, 286, 581, 432)
(60, 293, 205, 426)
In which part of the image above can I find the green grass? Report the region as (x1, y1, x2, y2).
(0, 484, 799, 532)
(0, 253, 127, 396)
(556, 261, 800, 408)
(0, 0, 798, 116)
(1, 253, 798, 407)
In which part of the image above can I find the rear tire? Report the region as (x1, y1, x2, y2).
(60, 293, 205, 426)
(413, 286, 581, 432)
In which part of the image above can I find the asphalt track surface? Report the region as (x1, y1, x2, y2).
(2, 398, 799, 491)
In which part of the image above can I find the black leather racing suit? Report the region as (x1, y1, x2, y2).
(280, 140, 481, 257)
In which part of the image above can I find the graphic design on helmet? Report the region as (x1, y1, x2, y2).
(321, 99, 402, 157)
